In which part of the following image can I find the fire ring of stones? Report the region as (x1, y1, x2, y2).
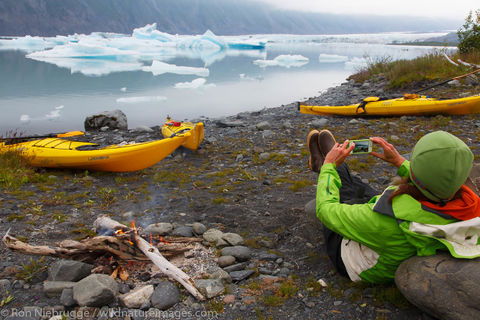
(2, 215, 293, 313)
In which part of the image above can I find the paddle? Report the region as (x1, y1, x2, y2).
(414, 68, 480, 94)
(0, 130, 84, 141)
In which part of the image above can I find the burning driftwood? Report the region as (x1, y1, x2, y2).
(2, 216, 206, 300)
(93, 216, 205, 300)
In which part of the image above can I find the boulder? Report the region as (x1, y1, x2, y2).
(221, 246, 251, 261)
(210, 269, 232, 285)
(192, 222, 207, 235)
(144, 223, 173, 235)
(217, 255, 236, 268)
(395, 253, 480, 320)
(194, 279, 224, 299)
(48, 260, 93, 282)
(119, 285, 154, 309)
(203, 228, 228, 247)
(171, 226, 193, 237)
(222, 233, 244, 246)
(150, 281, 180, 310)
(255, 121, 271, 130)
(73, 274, 119, 307)
(229, 270, 254, 282)
(310, 118, 328, 128)
(60, 288, 76, 307)
(84, 109, 128, 131)
(0, 279, 11, 295)
(43, 281, 76, 298)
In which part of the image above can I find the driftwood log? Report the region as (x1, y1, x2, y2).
(93, 216, 205, 301)
(2, 231, 148, 262)
(2, 231, 201, 261)
(2, 216, 206, 300)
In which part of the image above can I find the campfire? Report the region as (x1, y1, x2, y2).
(2, 216, 213, 300)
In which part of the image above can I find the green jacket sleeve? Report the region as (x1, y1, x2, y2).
(396, 160, 410, 178)
(315, 163, 402, 252)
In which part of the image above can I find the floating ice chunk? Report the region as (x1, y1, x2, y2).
(174, 78, 215, 89)
(120, 87, 127, 92)
(227, 39, 266, 50)
(345, 57, 368, 71)
(175, 78, 206, 89)
(0, 35, 74, 53)
(142, 60, 209, 76)
(45, 107, 63, 120)
(7, 24, 268, 76)
(177, 30, 227, 50)
(239, 73, 261, 81)
(133, 23, 176, 42)
(20, 114, 31, 123)
(116, 96, 167, 104)
(201, 30, 227, 49)
(253, 54, 309, 68)
(46, 111, 61, 119)
(26, 40, 139, 60)
(318, 54, 349, 63)
(19, 105, 64, 123)
(0, 36, 48, 52)
(34, 57, 143, 76)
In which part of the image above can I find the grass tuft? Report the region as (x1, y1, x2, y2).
(0, 151, 35, 190)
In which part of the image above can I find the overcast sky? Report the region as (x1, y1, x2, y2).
(258, 0, 478, 20)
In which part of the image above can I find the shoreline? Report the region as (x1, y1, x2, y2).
(2, 77, 480, 318)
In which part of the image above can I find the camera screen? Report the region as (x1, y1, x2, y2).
(353, 140, 371, 153)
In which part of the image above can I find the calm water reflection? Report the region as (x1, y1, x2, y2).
(0, 36, 449, 135)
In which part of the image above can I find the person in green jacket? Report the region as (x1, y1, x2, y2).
(307, 129, 480, 284)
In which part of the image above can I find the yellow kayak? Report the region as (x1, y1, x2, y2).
(299, 95, 480, 116)
(0, 120, 204, 172)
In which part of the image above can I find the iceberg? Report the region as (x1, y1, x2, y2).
(132, 23, 176, 42)
(26, 40, 140, 61)
(177, 30, 227, 50)
(253, 54, 309, 68)
(116, 96, 167, 104)
(45, 105, 64, 120)
(142, 60, 209, 77)
(318, 54, 349, 63)
(2, 24, 266, 75)
(20, 114, 31, 123)
(0, 35, 73, 52)
(174, 78, 215, 89)
(27, 57, 144, 76)
(345, 57, 368, 71)
(19, 105, 64, 124)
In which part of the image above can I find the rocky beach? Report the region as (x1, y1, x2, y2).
(1, 76, 480, 320)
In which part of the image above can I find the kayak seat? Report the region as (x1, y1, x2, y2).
(76, 144, 102, 151)
(356, 96, 389, 114)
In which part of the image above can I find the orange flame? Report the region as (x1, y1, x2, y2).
(114, 227, 134, 245)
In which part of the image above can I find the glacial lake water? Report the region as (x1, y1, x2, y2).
(0, 30, 453, 135)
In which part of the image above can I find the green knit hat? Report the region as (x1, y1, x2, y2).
(409, 131, 473, 202)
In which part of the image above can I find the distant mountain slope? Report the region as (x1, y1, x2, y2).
(0, 0, 461, 36)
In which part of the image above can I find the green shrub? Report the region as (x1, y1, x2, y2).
(0, 151, 34, 190)
(458, 10, 480, 54)
(16, 257, 48, 282)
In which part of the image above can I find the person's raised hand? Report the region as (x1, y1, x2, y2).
(324, 140, 355, 167)
(370, 137, 405, 167)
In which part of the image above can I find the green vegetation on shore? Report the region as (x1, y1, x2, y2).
(353, 10, 480, 89)
(349, 50, 480, 89)
(0, 151, 35, 189)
